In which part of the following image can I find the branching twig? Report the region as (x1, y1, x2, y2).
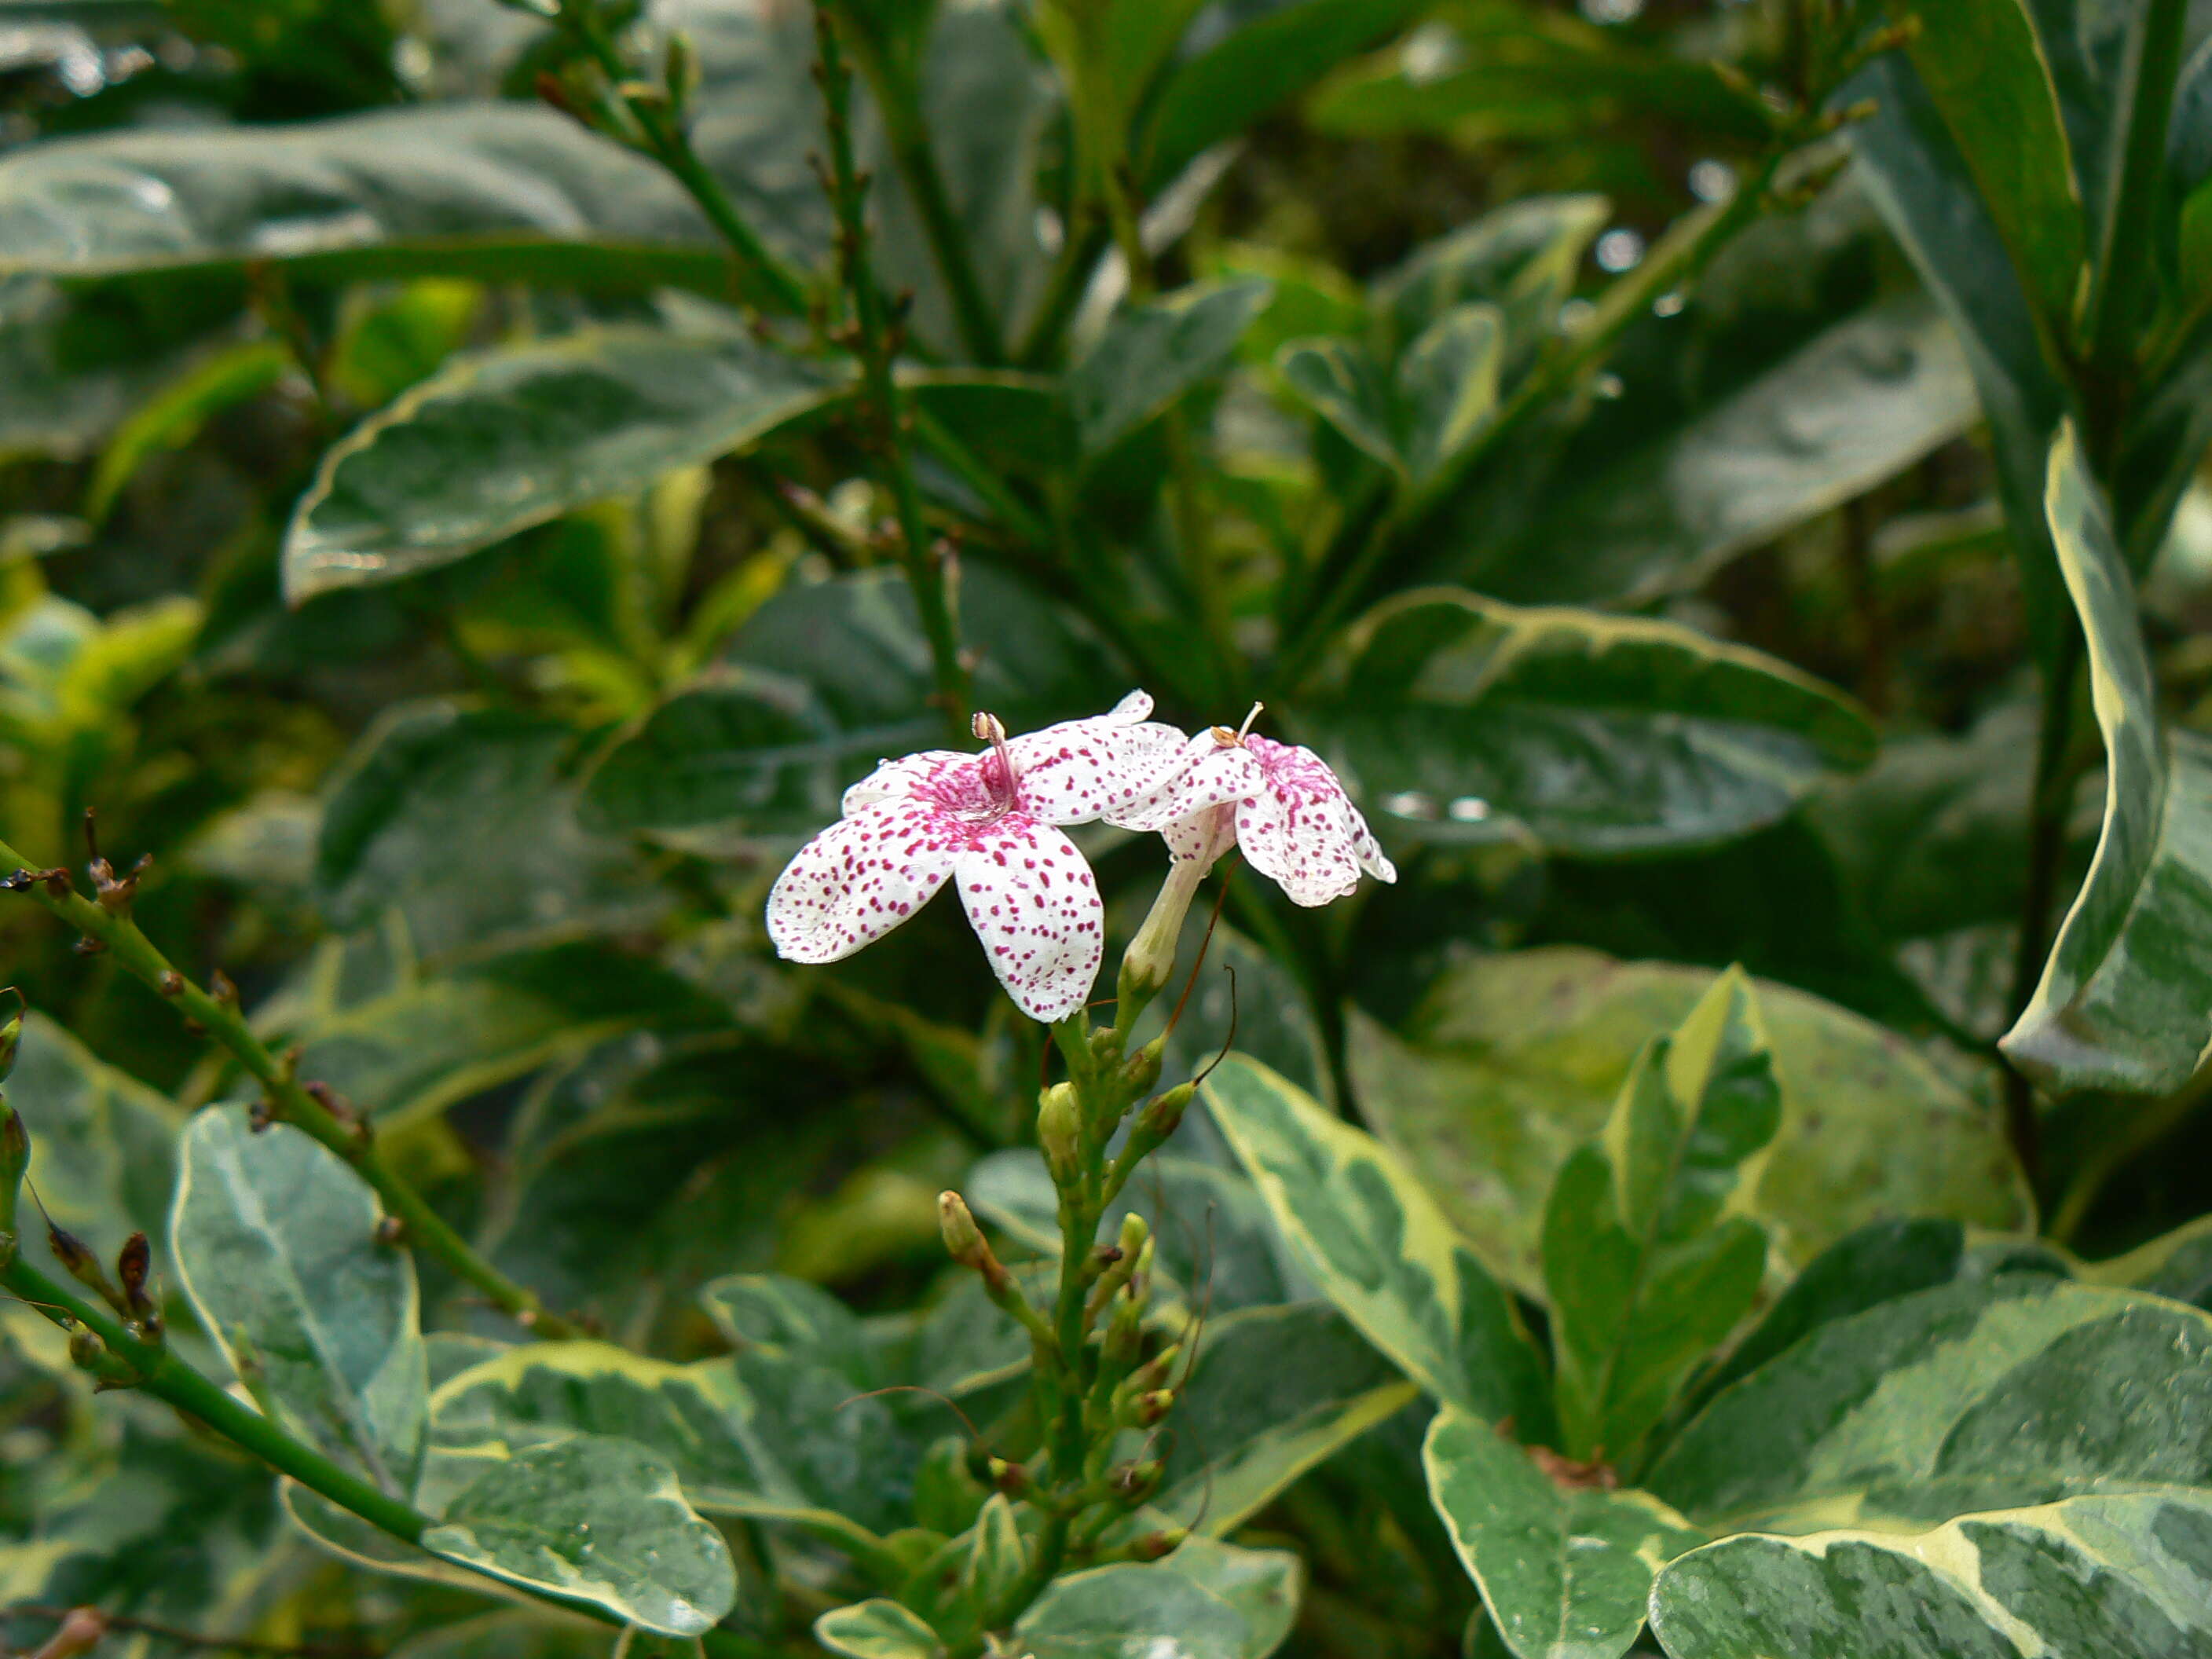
(0, 837, 581, 1341)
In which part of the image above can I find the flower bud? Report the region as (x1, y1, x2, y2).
(664, 30, 700, 112)
(939, 1190, 987, 1269)
(0, 1005, 20, 1083)
(1122, 1387, 1174, 1427)
(1101, 1294, 1144, 1367)
(68, 1327, 103, 1370)
(117, 1231, 156, 1320)
(988, 1456, 1031, 1498)
(1120, 1038, 1163, 1097)
(1130, 1527, 1188, 1562)
(1038, 1083, 1082, 1184)
(1108, 1459, 1164, 1504)
(1115, 1210, 1148, 1261)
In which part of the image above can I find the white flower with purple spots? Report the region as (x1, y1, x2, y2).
(1111, 705, 1396, 906)
(765, 691, 1187, 1022)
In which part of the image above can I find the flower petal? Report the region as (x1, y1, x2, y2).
(1234, 738, 1372, 906)
(841, 750, 969, 816)
(952, 820, 1104, 1022)
(766, 802, 958, 963)
(1007, 691, 1188, 826)
(1107, 736, 1258, 832)
(1350, 808, 1397, 884)
(1164, 801, 1238, 874)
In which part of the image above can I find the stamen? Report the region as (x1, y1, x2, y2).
(972, 709, 1017, 793)
(1236, 701, 1265, 741)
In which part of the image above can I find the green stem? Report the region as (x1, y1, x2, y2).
(836, 17, 1006, 366)
(910, 404, 1050, 546)
(816, 6, 971, 738)
(1, 1251, 764, 1653)
(559, 1, 809, 315)
(0, 840, 580, 1340)
(2003, 630, 2086, 1189)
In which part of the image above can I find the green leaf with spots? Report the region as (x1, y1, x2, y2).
(1312, 588, 1876, 856)
(1203, 1055, 1551, 1432)
(1153, 1302, 1420, 1536)
(1067, 280, 1271, 462)
(580, 566, 1123, 840)
(814, 1600, 942, 1659)
(0, 105, 726, 293)
(170, 1105, 427, 1495)
(1346, 947, 2031, 1297)
(423, 1435, 736, 1637)
(284, 327, 844, 602)
(1646, 1276, 2212, 1534)
(1542, 968, 1780, 1465)
(2001, 423, 2212, 1094)
(1424, 1408, 1703, 1659)
(1649, 1492, 2212, 1659)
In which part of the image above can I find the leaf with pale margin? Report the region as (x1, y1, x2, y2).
(1347, 947, 2030, 1298)
(1645, 1276, 2212, 1534)
(170, 1105, 426, 1496)
(0, 104, 725, 292)
(1202, 1056, 1551, 1434)
(1650, 1492, 2212, 1659)
(1312, 588, 1875, 856)
(1542, 968, 1781, 1464)
(1424, 1409, 1701, 1659)
(284, 327, 844, 602)
(1153, 1302, 1419, 1536)
(813, 1600, 941, 1659)
(423, 1435, 735, 1637)
(2001, 423, 2212, 1094)
(1011, 1562, 1251, 1659)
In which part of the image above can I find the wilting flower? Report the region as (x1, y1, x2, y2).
(766, 692, 1186, 1022)
(1112, 705, 1396, 906)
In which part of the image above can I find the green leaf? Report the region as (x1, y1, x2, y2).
(954, 1492, 1025, 1619)
(262, 940, 717, 1130)
(284, 327, 844, 602)
(1645, 1276, 2212, 1533)
(1011, 1562, 1252, 1659)
(2001, 423, 2212, 1094)
(1649, 1492, 2212, 1659)
(1156, 1537, 1302, 1659)
(422, 1435, 737, 1637)
(1346, 946, 2031, 1298)
(1068, 280, 1271, 463)
(814, 1600, 943, 1659)
(1137, 0, 1428, 190)
(0, 279, 236, 463)
(1154, 1302, 1420, 1536)
(1542, 968, 1780, 1464)
(314, 704, 667, 963)
(1372, 196, 1607, 372)
(86, 338, 295, 523)
(1488, 292, 1979, 606)
(430, 1338, 920, 1541)
(1312, 588, 1876, 856)
(0, 104, 725, 292)
(1279, 304, 1505, 497)
(170, 1104, 427, 1495)
(1202, 1055, 1551, 1431)
(1848, 53, 2074, 667)
(1906, 0, 2086, 335)
(1424, 1409, 1702, 1659)
(5, 1013, 178, 1249)
(580, 566, 1122, 839)
(698, 1273, 876, 1386)
(2085, 1215, 2212, 1312)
